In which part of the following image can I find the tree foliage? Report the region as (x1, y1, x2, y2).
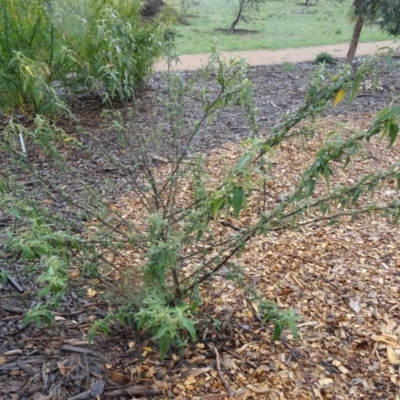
(350, 0, 400, 35)
(336, 0, 400, 63)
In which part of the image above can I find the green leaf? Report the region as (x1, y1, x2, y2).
(349, 78, 361, 104)
(231, 186, 244, 218)
(323, 165, 331, 191)
(159, 333, 171, 359)
(212, 197, 226, 219)
(261, 143, 274, 156)
(196, 229, 203, 241)
(373, 73, 380, 92)
(38, 286, 51, 298)
(272, 321, 283, 341)
(180, 318, 197, 341)
(152, 324, 170, 340)
(388, 122, 399, 148)
(233, 154, 251, 173)
(352, 188, 361, 205)
(373, 106, 400, 125)
(308, 179, 316, 196)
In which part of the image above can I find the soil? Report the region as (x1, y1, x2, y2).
(1, 43, 400, 399)
(155, 40, 398, 71)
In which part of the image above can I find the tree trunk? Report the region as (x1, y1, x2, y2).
(229, 0, 245, 33)
(346, 16, 364, 65)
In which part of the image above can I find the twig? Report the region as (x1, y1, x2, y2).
(219, 220, 243, 232)
(104, 386, 162, 397)
(60, 345, 99, 358)
(249, 303, 317, 399)
(83, 352, 90, 390)
(280, 338, 318, 400)
(221, 347, 257, 369)
(1, 267, 24, 293)
(211, 345, 233, 397)
(68, 390, 91, 400)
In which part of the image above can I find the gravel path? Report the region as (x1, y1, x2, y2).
(155, 40, 398, 71)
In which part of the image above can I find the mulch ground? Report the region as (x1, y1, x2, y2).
(1, 58, 400, 399)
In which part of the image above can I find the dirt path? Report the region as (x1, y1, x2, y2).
(155, 40, 398, 71)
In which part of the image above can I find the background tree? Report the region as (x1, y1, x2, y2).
(338, 0, 400, 64)
(229, 0, 263, 32)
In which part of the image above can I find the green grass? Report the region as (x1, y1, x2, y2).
(168, 0, 390, 54)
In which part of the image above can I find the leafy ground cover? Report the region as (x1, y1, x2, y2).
(169, 0, 390, 54)
(1, 56, 400, 399)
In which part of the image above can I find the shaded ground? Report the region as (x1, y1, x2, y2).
(1, 52, 400, 399)
(215, 29, 260, 35)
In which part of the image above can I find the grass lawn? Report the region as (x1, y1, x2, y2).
(168, 0, 390, 55)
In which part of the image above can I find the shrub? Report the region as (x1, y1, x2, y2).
(0, 0, 169, 112)
(314, 51, 335, 64)
(282, 61, 296, 72)
(1, 48, 399, 358)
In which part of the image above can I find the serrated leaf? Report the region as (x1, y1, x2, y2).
(333, 89, 346, 106)
(180, 318, 197, 341)
(152, 324, 170, 340)
(37, 286, 51, 298)
(231, 186, 244, 218)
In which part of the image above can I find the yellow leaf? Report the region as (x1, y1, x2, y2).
(24, 66, 34, 78)
(333, 89, 346, 107)
(86, 288, 96, 298)
(63, 137, 75, 142)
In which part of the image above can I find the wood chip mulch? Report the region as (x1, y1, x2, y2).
(1, 111, 400, 399)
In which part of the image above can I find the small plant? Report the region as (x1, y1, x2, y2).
(335, 28, 342, 34)
(282, 61, 296, 72)
(134, 296, 197, 359)
(314, 52, 335, 64)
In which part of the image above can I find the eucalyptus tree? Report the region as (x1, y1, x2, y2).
(338, 0, 400, 64)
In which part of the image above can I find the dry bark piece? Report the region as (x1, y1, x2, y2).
(110, 371, 130, 385)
